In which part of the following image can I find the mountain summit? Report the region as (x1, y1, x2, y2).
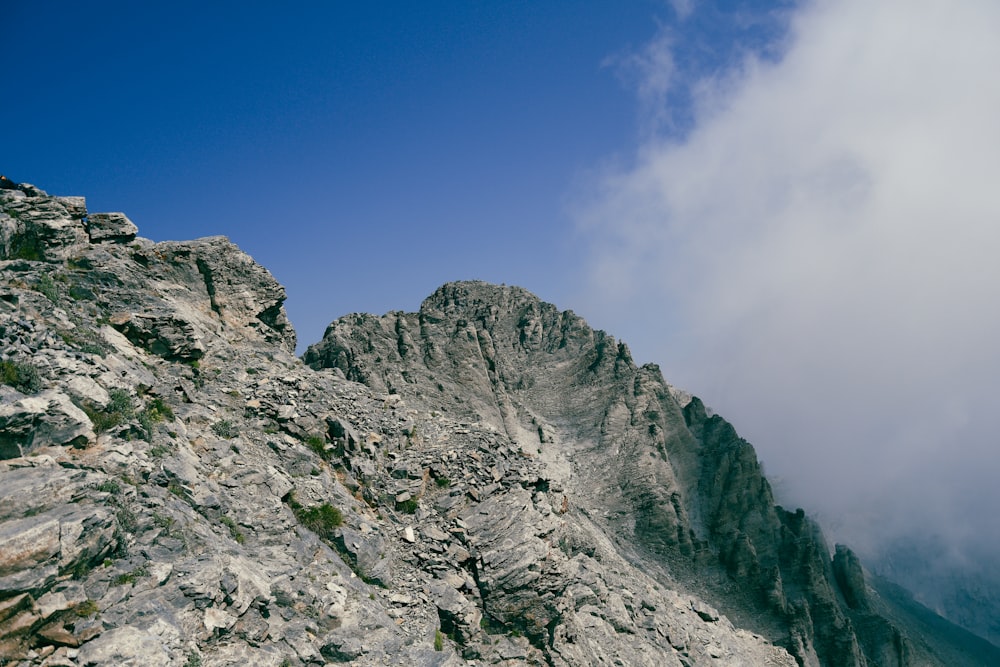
(1, 183, 996, 665)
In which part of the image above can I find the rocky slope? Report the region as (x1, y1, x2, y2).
(0, 181, 996, 666)
(303, 284, 1000, 667)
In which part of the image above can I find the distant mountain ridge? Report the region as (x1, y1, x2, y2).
(0, 180, 996, 665)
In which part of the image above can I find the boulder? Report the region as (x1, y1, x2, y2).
(86, 212, 138, 244)
(0, 390, 94, 458)
(0, 190, 88, 261)
(109, 312, 205, 362)
(833, 544, 870, 611)
(333, 526, 392, 587)
(75, 625, 173, 667)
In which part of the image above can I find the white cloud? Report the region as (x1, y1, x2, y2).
(604, 27, 679, 137)
(668, 0, 695, 20)
(578, 0, 1000, 568)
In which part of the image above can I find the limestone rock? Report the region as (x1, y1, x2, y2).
(833, 544, 870, 612)
(0, 390, 94, 459)
(75, 625, 172, 667)
(85, 212, 137, 243)
(0, 187, 989, 667)
(334, 526, 392, 587)
(0, 188, 88, 261)
(109, 311, 206, 361)
(307, 280, 988, 667)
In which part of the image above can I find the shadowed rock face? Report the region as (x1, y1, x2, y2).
(1, 186, 994, 666)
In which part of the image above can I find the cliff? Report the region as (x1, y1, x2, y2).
(1, 182, 996, 666)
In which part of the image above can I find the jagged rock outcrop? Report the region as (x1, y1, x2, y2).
(1, 183, 995, 666)
(0, 185, 798, 666)
(306, 280, 998, 667)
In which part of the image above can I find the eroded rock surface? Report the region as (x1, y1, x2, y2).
(0, 184, 993, 666)
(307, 280, 1000, 667)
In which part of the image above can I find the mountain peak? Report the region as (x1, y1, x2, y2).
(2, 183, 995, 666)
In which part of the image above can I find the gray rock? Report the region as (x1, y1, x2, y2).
(1, 186, 986, 667)
(109, 311, 206, 361)
(833, 544, 870, 611)
(86, 212, 138, 243)
(75, 625, 173, 666)
(334, 526, 392, 587)
(0, 190, 88, 261)
(0, 390, 94, 458)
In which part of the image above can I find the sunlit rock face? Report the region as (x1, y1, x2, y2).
(0, 182, 995, 665)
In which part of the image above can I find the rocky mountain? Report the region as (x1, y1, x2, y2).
(0, 180, 997, 666)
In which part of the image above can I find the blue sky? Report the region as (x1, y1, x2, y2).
(7, 0, 1000, 620)
(2, 0, 787, 349)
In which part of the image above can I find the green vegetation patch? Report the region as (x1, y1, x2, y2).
(74, 600, 100, 617)
(287, 492, 342, 541)
(397, 498, 419, 514)
(220, 516, 245, 544)
(304, 434, 331, 460)
(113, 565, 149, 586)
(138, 397, 174, 440)
(212, 419, 239, 439)
(35, 273, 59, 302)
(80, 387, 134, 433)
(0, 360, 42, 394)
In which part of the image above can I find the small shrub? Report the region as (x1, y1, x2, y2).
(145, 397, 174, 422)
(435, 477, 451, 488)
(149, 444, 170, 458)
(105, 388, 129, 412)
(290, 496, 342, 541)
(83, 408, 123, 433)
(434, 628, 444, 651)
(81, 388, 134, 433)
(220, 516, 245, 544)
(184, 652, 202, 667)
(212, 420, 238, 439)
(113, 565, 148, 586)
(137, 398, 173, 440)
(35, 274, 59, 302)
(0, 360, 42, 394)
(397, 498, 419, 514)
(304, 434, 329, 460)
(96, 479, 122, 495)
(74, 600, 99, 617)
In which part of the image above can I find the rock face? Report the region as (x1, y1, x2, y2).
(305, 281, 1000, 667)
(0, 184, 995, 666)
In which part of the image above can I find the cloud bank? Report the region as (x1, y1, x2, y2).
(577, 0, 1000, 572)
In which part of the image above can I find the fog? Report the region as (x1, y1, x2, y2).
(575, 0, 1000, 593)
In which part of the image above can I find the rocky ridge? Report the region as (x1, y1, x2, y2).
(0, 183, 796, 665)
(304, 283, 1000, 666)
(0, 181, 996, 666)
